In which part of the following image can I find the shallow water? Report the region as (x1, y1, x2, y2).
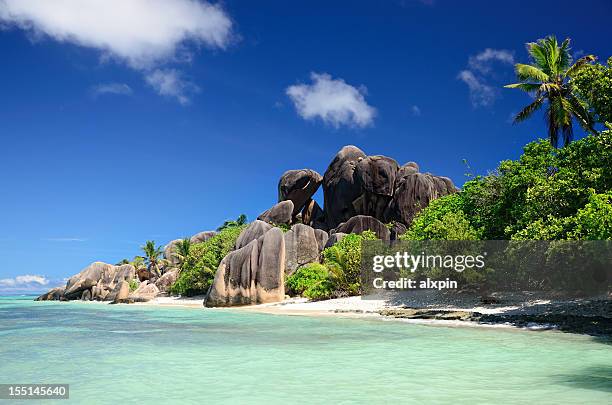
(0, 296, 610, 404)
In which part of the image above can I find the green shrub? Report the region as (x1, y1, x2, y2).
(286, 263, 334, 299)
(170, 225, 245, 296)
(128, 279, 139, 292)
(401, 194, 480, 240)
(321, 230, 377, 296)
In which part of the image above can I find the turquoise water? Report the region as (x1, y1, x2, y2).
(0, 296, 610, 404)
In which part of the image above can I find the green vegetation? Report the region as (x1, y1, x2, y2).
(141, 240, 164, 277)
(216, 214, 247, 232)
(286, 263, 332, 299)
(128, 279, 139, 292)
(170, 225, 246, 296)
(171, 238, 192, 271)
(505, 36, 596, 147)
(404, 131, 612, 241)
(573, 56, 612, 125)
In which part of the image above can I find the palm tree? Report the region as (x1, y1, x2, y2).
(141, 240, 163, 277)
(324, 246, 354, 295)
(216, 214, 248, 231)
(505, 36, 597, 147)
(172, 238, 192, 272)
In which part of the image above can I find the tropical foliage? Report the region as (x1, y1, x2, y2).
(141, 240, 164, 277)
(572, 56, 612, 125)
(170, 225, 245, 296)
(405, 131, 612, 241)
(505, 36, 596, 147)
(171, 238, 192, 271)
(216, 214, 247, 232)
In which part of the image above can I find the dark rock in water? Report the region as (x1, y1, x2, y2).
(235, 220, 272, 249)
(190, 231, 216, 244)
(36, 287, 65, 301)
(284, 224, 320, 275)
(206, 227, 285, 307)
(278, 169, 322, 217)
(353, 155, 399, 220)
(333, 215, 390, 241)
(322, 145, 367, 229)
(258, 200, 294, 225)
(314, 229, 329, 251)
(325, 232, 347, 248)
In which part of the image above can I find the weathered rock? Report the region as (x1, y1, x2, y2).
(385, 171, 456, 225)
(235, 220, 273, 249)
(61, 262, 135, 300)
(333, 215, 391, 241)
(322, 145, 367, 228)
(301, 199, 326, 229)
(206, 227, 285, 307)
(278, 169, 323, 217)
(129, 281, 160, 301)
(155, 269, 179, 293)
(107, 280, 130, 303)
(353, 155, 399, 220)
(164, 239, 183, 266)
(91, 285, 109, 301)
(284, 224, 320, 275)
(190, 231, 216, 244)
(35, 287, 65, 301)
(257, 200, 294, 225)
(137, 267, 150, 282)
(81, 289, 92, 301)
(325, 232, 347, 248)
(314, 229, 329, 251)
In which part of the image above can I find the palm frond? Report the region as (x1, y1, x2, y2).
(513, 96, 545, 123)
(526, 41, 549, 71)
(566, 55, 597, 77)
(504, 82, 541, 94)
(515, 64, 549, 82)
(558, 38, 572, 72)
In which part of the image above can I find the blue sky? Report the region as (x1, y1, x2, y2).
(0, 0, 611, 293)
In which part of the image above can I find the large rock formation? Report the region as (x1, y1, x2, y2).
(129, 281, 160, 302)
(278, 169, 323, 217)
(37, 262, 135, 301)
(235, 220, 273, 249)
(155, 269, 179, 293)
(257, 200, 294, 225)
(322, 145, 457, 230)
(333, 215, 391, 241)
(164, 239, 183, 266)
(322, 145, 367, 229)
(205, 227, 286, 307)
(190, 231, 217, 244)
(283, 224, 321, 275)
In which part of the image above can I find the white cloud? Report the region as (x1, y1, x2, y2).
(286, 72, 376, 128)
(0, 0, 232, 104)
(92, 83, 133, 97)
(146, 69, 199, 105)
(468, 48, 514, 74)
(457, 70, 496, 107)
(410, 105, 421, 116)
(0, 274, 49, 288)
(458, 48, 514, 108)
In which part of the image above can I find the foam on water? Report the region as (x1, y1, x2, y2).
(1, 296, 610, 404)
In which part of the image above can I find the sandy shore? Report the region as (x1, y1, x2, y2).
(134, 292, 610, 336)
